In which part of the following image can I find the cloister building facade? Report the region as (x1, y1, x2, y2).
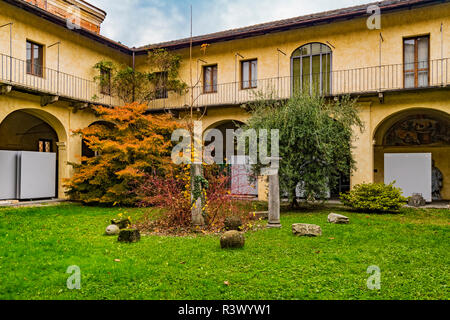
(0, 0, 449, 201)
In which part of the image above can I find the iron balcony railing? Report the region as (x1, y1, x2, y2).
(150, 58, 450, 110)
(0, 53, 119, 105)
(0, 53, 448, 109)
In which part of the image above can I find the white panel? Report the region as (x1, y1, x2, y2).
(384, 153, 432, 202)
(0, 151, 18, 200)
(18, 151, 56, 200)
(231, 156, 258, 196)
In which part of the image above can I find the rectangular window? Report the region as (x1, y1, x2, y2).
(26, 41, 44, 77)
(100, 68, 111, 95)
(404, 36, 429, 88)
(203, 65, 217, 93)
(38, 139, 52, 153)
(154, 71, 168, 99)
(241, 59, 257, 89)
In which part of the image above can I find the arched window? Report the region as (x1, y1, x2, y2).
(291, 43, 332, 95)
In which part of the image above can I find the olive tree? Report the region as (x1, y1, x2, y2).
(244, 93, 364, 207)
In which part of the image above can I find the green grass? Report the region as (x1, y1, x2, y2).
(0, 203, 448, 300)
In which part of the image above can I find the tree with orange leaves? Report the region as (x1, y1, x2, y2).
(65, 103, 181, 206)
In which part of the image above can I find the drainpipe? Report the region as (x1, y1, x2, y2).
(277, 48, 286, 98)
(132, 49, 135, 102)
(235, 53, 244, 103)
(0, 23, 13, 82)
(441, 23, 444, 86)
(379, 32, 384, 92)
(48, 41, 61, 94)
(9, 22, 12, 82)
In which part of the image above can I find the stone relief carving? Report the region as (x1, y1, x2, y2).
(432, 161, 444, 201)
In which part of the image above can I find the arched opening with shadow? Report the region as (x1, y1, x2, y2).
(373, 108, 450, 201)
(0, 109, 67, 200)
(204, 119, 258, 197)
(204, 119, 245, 164)
(81, 121, 116, 158)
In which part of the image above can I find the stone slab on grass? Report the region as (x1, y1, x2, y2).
(328, 213, 350, 224)
(292, 223, 322, 237)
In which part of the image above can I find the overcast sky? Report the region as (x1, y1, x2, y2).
(88, 0, 373, 47)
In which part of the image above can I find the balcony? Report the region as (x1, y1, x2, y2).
(1, 52, 448, 110)
(149, 58, 450, 110)
(0, 53, 119, 107)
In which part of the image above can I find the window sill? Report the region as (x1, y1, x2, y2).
(26, 72, 44, 78)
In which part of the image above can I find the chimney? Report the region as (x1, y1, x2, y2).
(23, 0, 107, 34)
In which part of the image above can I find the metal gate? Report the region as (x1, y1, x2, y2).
(0, 150, 57, 200)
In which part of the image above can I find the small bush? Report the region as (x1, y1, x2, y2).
(133, 164, 253, 233)
(340, 183, 407, 213)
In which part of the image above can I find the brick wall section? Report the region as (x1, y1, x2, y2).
(23, 0, 101, 34)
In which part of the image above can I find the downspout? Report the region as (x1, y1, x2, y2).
(132, 49, 136, 102)
(441, 22, 444, 86)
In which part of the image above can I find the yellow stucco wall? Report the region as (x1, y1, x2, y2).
(0, 2, 129, 83)
(136, 2, 450, 88)
(134, 2, 450, 200)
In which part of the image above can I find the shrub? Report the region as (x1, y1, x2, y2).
(134, 166, 192, 229)
(65, 103, 181, 206)
(133, 164, 253, 233)
(340, 183, 407, 213)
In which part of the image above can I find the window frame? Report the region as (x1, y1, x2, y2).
(403, 35, 430, 88)
(203, 64, 218, 94)
(26, 40, 44, 78)
(291, 42, 332, 96)
(241, 59, 258, 90)
(99, 67, 112, 96)
(154, 71, 169, 100)
(38, 139, 52, 153)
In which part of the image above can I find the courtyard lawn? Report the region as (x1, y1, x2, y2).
(0, 204, 448, 300)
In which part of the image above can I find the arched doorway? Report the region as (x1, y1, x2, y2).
(204, 120, 258, 197)
(373, 109, 450, 201)
(291, 43, 332, 95)
(0, 109, 67, 200)
(204, 120, 245, 163)
(0, 110, 59, 152)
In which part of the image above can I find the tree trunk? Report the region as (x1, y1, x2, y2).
(191, 163, 205, 226)
(290, 188, 300, 209)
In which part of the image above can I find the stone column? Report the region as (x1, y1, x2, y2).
(267, 157, 281, 229)
(56, 141, 68, 199)
(267, 172, 281, 228)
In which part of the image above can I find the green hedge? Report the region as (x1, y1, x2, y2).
(340, 183, 407, 213)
